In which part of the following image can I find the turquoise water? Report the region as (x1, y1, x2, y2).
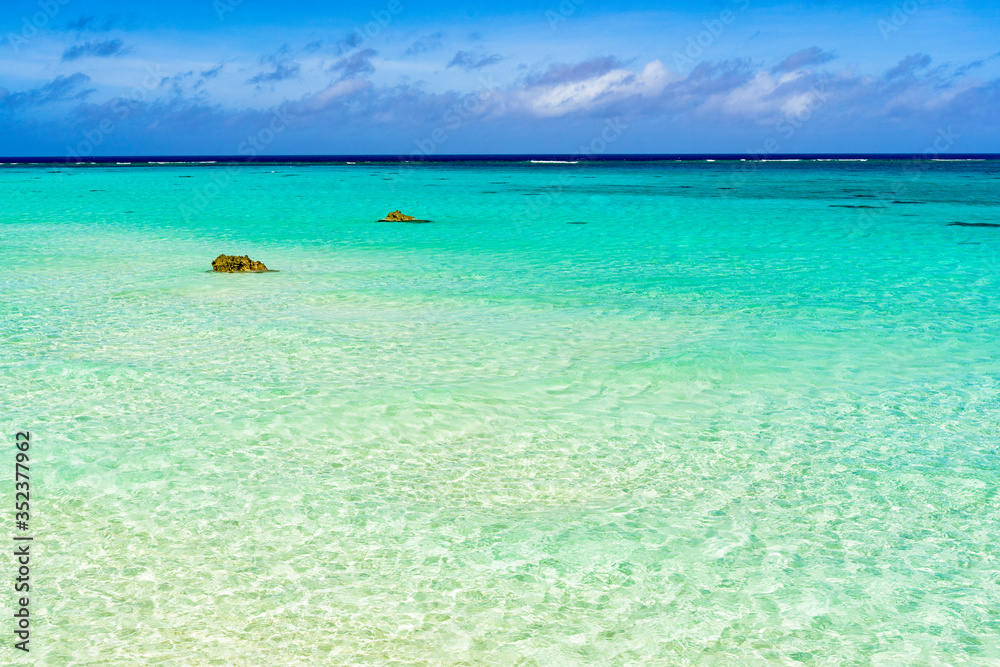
(3, 160, 1000, 665)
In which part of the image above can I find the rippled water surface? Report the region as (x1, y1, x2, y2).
(3, 160, 1000, 665)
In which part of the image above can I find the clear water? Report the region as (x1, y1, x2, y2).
(2, 160, 999, 665)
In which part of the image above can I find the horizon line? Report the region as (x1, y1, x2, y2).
(3, 153, 1000, 165)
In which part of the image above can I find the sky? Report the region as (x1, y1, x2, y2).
(1, 0, 999, 156)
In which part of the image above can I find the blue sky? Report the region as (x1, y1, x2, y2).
(2, 0, 999, 155)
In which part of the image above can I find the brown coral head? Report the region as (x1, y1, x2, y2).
(212, 254, 268, 272)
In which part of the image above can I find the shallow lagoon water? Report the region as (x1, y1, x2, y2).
(2, 160, 1000, 664)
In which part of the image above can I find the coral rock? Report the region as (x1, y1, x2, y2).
(211, 254, 268, 272)
(379, 210, 429, 222)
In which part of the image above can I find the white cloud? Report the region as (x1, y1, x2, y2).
(289, 78, 370, 114)
(517, 60, 676, 117)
